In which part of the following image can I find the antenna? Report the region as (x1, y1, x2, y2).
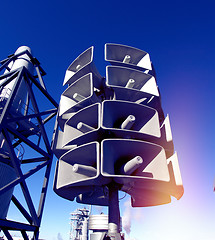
(0, 46, 58, 240)
(53, 43, 184, 240)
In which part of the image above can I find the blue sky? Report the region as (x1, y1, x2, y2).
(0, 0, 215, 239)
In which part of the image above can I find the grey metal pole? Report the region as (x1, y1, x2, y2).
(107, 183, 121, 240)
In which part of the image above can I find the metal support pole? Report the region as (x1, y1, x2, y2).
(107, 183, 121, 240)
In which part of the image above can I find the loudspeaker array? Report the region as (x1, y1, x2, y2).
(53, 44, 183, 207)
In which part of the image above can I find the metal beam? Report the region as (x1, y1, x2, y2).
(25, 70, 58, 108)
(2, 229, 13, 240)
(0, 68, 24, 124)
(24, 75, 52, 155)
(37, 160, 52, 223)
(11, 195, 33, 224)
(6, 108, 57, 123)
(0, 160, 50, 195)
(6, 124, 50, 158)
(35, 65, 46, 90)
(2, 128, 40, 226)
(0, 219, 37, 231)
(21, 230, 29, 240)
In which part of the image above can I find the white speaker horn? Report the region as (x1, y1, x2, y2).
(53, 142, 109, 201)
(63, 46, 102, 86)
(59, 73, 101, 119)
(61, 103, 101, 147)
(106, 66, 159, 96)
(105, 43, 152, 71)
(128, 152, 184, 207)
(101, 100, 161, 139)
(105, 66, 164, 118)
(101, 139, 170, 188)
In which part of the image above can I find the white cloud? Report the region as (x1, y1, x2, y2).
(121, 200, 132, 235)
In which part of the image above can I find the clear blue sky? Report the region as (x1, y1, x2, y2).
(0, 0, 215, 239)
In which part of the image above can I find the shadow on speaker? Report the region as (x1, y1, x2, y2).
(101, 139, 170, 187)
(130, 189, 171, 207)
(77, 186, 109, 206)
(129, 152, 183, 207)
(52, 127, 77, 159)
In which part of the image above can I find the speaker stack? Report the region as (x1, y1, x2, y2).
(53, 43, 184, 208)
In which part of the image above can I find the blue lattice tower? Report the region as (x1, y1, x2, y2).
(0, 46, 58, 240)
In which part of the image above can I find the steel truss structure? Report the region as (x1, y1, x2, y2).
(0, 48, 58, 240)
(69, 208, 90, 240)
